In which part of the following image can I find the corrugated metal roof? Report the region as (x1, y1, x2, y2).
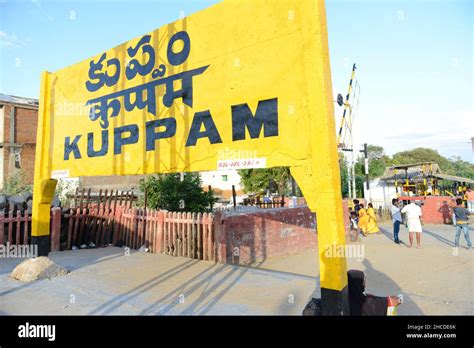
(0, 93, 38, 107)
(432, 173, 474, 184)
(381, 162, 474, 184)
(381, 163, 442, 183)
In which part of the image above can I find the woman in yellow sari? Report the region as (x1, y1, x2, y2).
(358, 204, 379, 235)
(366, 203, 380, 234)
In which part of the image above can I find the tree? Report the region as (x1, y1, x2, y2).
(355, 144, 392, 180)
(391, 148, 451, 171)
(445, 156, 474, 179)
(352, 146, 474, 181)
(339, 154, 349, 198)
(139, 173, 217, 212)
(391, 148, 474, 179)
(238, 167, 291, 195)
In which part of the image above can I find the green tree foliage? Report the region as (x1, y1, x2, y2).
(345, 146, 473, 198)
(355, 145, 392, 180)
(390, 148, 474, 179)
(0, 171, 32, 196)
(239, 167, 291, 195)
(448, 156, 474, 179)
(391, 147, 451, 170)
(139, 173, 217, 212)
(339, 154, 349, 198)
(340, 155, 365, 198)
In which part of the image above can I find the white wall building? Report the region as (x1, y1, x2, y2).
(199, 169, 243, 199)
(363, 178, 398, 208)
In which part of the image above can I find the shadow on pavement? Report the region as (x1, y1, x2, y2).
(361, 259, 424, 315)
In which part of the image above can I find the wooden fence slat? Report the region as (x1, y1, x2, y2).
(146, 209, 152, 251)
(66, 209, 73, 249)
(78, 208, 87, 246)
(155, 210, 160, 253)
(186, 212, 191, 258)
(51, 207, 61, 252)
(79, 188, 85, 210)
(15, 210, 21, 245)
(156, 211, 163, 253)
(166, 212, 171, 254)
(8, 210, 13, 244)
(23, 210, 29, 245)
(72, 208, 80, 247)
(176, 212, 182, 257)
(196, 213, 201, 260)
(191, 212, 196, 258)
(0, 212, 4, 245)
(127, 208, 132, 248)
(96, 207, 103, 246)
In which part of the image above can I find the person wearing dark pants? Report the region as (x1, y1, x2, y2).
(391, 198, 402, 244)
(453, 198, 472, 249)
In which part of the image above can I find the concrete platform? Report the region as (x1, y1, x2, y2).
(0, 247, 318, 315)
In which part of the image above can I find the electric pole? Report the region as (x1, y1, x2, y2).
(360, 143, 369, 199)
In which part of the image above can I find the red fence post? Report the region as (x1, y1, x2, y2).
(50, 207, 61, 252)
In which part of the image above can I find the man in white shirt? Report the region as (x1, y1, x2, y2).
(401, 200, 423, 248)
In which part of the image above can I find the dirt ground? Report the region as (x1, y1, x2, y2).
(0, 222, 472, 315)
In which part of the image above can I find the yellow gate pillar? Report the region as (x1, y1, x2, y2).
(290, 0, 349, 315)
(31, 71, 57, 256)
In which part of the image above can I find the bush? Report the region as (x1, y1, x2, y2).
(0, 171, 32, 196)
(139, 173, 217, 212)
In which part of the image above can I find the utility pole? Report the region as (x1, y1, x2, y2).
(360, 143, 369, 199)
(351, 149, 356, 199)
(341, 147, 355, 198)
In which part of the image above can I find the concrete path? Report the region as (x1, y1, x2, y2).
(0, 247, 317, 315)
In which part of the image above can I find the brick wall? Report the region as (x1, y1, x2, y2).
(214, 207, 317, 265)
(420, 196, 455, 224)
(2, 105, 38, 184)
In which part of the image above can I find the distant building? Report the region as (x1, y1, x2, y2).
(365, 162, 474, 207)
(199, 169, 243, 199)
(0, 93, 39, 188)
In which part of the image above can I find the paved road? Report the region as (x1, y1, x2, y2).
(0, 222, 471, 315)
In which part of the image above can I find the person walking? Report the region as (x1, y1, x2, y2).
(401, 200, 423, 248)
(391, 198, 402, 244)
(452, 198, 472, 249)
(466, 187, 474, 213)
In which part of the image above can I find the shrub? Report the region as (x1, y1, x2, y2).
(139, 173, 217, 212)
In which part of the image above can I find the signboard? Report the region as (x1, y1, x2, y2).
(41, 1, 318, 177)
(34, 0, 348, 313)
